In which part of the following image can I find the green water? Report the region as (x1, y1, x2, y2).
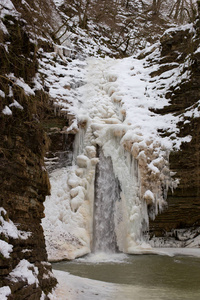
(52, 253, 200, 300)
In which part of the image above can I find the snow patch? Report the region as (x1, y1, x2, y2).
(9, 259, 39, 286)
(0, 240, 13, 258)
(0, 90, 6, 98)
(0, 286, 11, 300)
(9, 100, 23, 110)
(0, 208, 31, 240)
(2, 106, 12, 115)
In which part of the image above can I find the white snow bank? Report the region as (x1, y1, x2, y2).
(50, 270, 136, 300)
(154, 247, 200, 258)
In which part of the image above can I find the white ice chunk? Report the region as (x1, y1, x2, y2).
(77, 155, 90, 168)
(144, 190, 155, 204)
(148, 162, 160, 174)
(85, 146, 96, 158)
(68, 172, 81, 188)
(70, 186, 86, 198)
(70, 194, 84, 212)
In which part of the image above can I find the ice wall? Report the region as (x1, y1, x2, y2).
(43, 55, 182, 259)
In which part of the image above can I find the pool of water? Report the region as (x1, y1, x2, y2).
(52, 252, 200, 300)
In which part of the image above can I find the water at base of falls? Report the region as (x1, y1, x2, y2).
(93, 149, 121, 253)
(52, 252, 200, 300)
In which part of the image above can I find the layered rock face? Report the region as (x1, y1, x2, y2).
(149, 16, 200, 244)
(0, 9, 57, 299)
(0, 118, 57, 299)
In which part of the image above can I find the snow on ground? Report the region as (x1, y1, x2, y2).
(50, 270, 121, 300)
(2, 106, 12, 116)
(37, 49, 87, 121)
(50, 269, 171, 300)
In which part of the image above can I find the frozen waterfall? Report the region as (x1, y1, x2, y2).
(42, 57, 176, 261)
(93, 148, 120, 253)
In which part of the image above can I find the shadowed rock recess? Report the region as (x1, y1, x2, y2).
(149, 12, 200, 244)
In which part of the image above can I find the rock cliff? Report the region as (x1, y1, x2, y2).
(0, 2, 57, 298)
(149, 12, 200, 246)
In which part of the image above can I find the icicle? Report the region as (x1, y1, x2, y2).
(72, 127, 86, 164)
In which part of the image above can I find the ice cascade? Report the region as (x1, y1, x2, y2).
(43, 57, 176, 260)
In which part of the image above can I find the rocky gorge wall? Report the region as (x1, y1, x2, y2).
(0, 6, 57, 299)
(0, 108, 57, 299)
(149, 12, 200, 246)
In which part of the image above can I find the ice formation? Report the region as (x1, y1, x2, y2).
(42, 45, 193, 259)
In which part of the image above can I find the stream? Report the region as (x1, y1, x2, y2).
(52, 252, 200, 300)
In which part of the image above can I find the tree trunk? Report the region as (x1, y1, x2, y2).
(174, 0, 181, 20)
(152, 0, 157, 14)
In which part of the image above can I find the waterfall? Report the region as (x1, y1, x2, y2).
(43, 57, 175, 261)
(93, 149, 120, 253)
